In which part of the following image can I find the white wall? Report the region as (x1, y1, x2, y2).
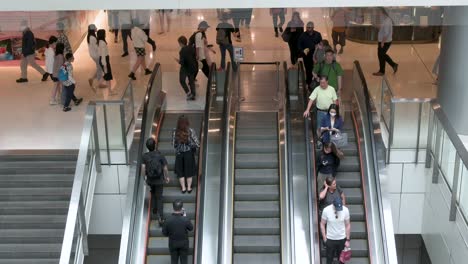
(0, 0, 467, 11)
(89, 164, 129, 234)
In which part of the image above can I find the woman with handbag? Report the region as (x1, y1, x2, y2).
(172, 115, 200, 194)
(320, 104, 346, 152)
(284, 11, 304, 65)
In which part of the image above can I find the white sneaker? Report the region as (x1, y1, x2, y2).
(49, 99, 58, 105)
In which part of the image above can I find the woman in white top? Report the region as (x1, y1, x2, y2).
(97, 29, 116, 95)
(86, 24, 102, 90)
(45, 36, 56, 79)
(373, 7, 398, 76)
(128, 23, 153, 80)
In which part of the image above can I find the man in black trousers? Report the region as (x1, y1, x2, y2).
(163, 200, 193, 264)
(142, 138, 169, 226)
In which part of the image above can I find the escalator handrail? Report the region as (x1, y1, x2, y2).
(353, 60, 395, 264)
(217, 62, 234, 264)
(193, 63, 217, 264)
(119, 63, 162, 264)
(298, 61, 321, 263)
(281, 61, 293, 264)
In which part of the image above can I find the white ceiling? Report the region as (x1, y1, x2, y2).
(0, 0, 465, 11)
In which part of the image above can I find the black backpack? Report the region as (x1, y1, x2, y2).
(146, 152, 164, 181)
(189, 31, 206, 48)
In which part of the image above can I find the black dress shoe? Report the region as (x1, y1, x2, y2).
(128, 72, 136, 80)
(41, 73, 49, 81)
(16, 78, 28, 83)
(145, 68, 153, 75)
(187, 189, 192, 194)
(121, 52, 129, 57)
(181, 189, 187, 194)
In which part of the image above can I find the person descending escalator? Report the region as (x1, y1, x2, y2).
(162, 200, 193, 264)
(172, 115, 200, 194)
(142, 138, 170, 227)
(316, 143, 342, 191)
(320, 197, 351, 264)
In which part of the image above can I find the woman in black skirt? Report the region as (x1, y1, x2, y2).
(172, 115, 199, 193)
(97, 29, 117, 95)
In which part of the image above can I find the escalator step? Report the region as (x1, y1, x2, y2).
(146, 255, 193, 264)
(235, 154, 278, 169)
(147, 236, 194, 255)
(235, 169, 279, 185)
(234, 218, 280, 235)
(0, 229, 64, 244)
(236, 128, 277, 140)
(162, 187, 196, 202)
(233, 253, 280, 264)
(149, 220, 195, 237)
(234, 201, 280, 218)
(234, 185, 279, 201)
(0, 244, 61, 259)
(341, 188, 363, 205)
(320, 239, 368, 257)
(233, 235, 280, 253)
(347, 204, 365, 221)
(236, 140, 278, 153)
(351, 221, 368, 239)
(335, 172, 362, 188)
(321, 257, 369, 264)
(337, 157, 360, 172)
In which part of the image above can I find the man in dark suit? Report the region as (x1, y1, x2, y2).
(162, 200, 193, 264)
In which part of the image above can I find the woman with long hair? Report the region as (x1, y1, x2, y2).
(320, 104, 344, 144)
(87, 24, 102, 91)
(317, 142, 342, 192)
(172, 115, 200, 193)
(97, 29, 116, 95)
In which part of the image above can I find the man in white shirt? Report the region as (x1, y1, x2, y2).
(128, 23, 153, 80)
(321, 197, 351, 264)
(134, 10, 156, 52)
(194, 21, 211, 78)
(373, 7, 398, 76)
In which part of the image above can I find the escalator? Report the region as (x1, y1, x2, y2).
(233, 112, 280, 263)
(119, 64, 223, 264)
(290, 61, 397, 264)
(218, 62, 292, 264)
(318, 118, 369, 263)
(146, 113, 202, 263)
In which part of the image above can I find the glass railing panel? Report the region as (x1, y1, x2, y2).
(95, 103, 127, 164)
(458, 164, 468, 218)
(440, 130, 457, 188)
(380, 79, 393, 132)
(392, 102, 421, 148)
(418, 102, 431, 149)
(121, 82, 135, 134)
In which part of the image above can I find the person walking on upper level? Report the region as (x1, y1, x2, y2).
(284, 11, 304, 65)
(313, 49, 343, 94)
(162, 200, 193, 264)
(51, 42, 65, 105)
(313, 40, 331, 65)
(321, 197, 351, 264)
(176, 36, 198, 100)
(57, 22, 72, 54)
(86, 24, 102, 91)
(298, 21, 322, 89)
(270, 8, 286, 37)
(303, 76, 338, 138)
(172, 115, 200, 193)
(190, 21, 212, 79)
(143, 138, 170, 227)
(134, 10, 157, 51)
(97, 29, 116, 94)
(128, 22, 153, 81)
(16, 22, 48, 83)
(373, 7, 398, 76)
(118, 10, 133, 57)
(331, 8, 348, 54)
(216, 13, 237, 72)
(61, 53, 83, 112)
(44, 36, 57, 83)
(107, 10, 120, 43)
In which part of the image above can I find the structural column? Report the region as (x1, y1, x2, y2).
(438, 6, 468, 135)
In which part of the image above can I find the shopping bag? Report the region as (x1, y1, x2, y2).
(331, 132, 348, 148)
(339, 247, 352, 263)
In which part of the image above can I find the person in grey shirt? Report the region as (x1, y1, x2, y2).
(373, 7, 398, 76)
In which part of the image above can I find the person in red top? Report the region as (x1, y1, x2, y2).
(331, 8, 348, 54)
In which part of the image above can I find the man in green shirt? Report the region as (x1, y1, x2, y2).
(304, 76, 338, 139)
(313, 49, 343, 94)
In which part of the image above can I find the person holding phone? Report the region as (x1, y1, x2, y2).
(163, 200, 193, 264)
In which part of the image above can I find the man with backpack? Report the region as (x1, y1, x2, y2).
(59, 53, 83, 112)
(142, 138, 170, 226)
(313, 49, 343, 94)
(216, 13, 237, 72)
(189, 21, 211, 79)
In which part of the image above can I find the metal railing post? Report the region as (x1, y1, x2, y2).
(102, 104, 111, 164)
(120, 104, 129, 164)
(432, 122, 442, 184)
(449, 155, 461, 221)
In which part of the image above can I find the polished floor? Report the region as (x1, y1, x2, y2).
(0, 8, 439, 150)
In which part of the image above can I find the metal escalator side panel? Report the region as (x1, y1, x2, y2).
(119, 63, 163, 264)
(351, 61, 398, 264)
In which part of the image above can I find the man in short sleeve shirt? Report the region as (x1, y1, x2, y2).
(303, 76, 338, 138)
(321, 197, 351, 264)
